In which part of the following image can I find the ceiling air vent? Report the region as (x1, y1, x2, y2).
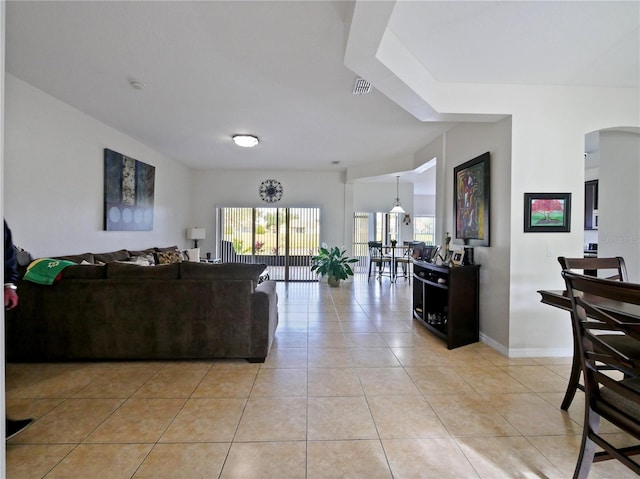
(352, 77, 372, 95)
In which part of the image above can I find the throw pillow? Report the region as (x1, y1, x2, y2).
(154, 250, 183, 265)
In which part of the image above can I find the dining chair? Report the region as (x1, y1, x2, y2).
(395, 241, 424, 282)
(557, 256, 640, 410)
(367, 241, 392, 282)
(561, 271, 640, 478)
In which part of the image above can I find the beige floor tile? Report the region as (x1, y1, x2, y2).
(73, 368, 156, 398)
(9, 398, 124, 444)
(351, 348, 402, 368)
(501, 365, 570, 392)
(6, 398, 64, 423)
(339, 319, 379, 332)
(380, 331, 425, 348)
(8, 368, 94, 399)
(273, 332, 308, 348)
(191, 368, 257, 398)
(6, 279, 615, 479)
(261, 347, 308, 368)
(368, 395, 449, 438)
(488, 393, 583, 436)
(6, 444, 75, 479)
(308, 347, 355, 368)
(357, 367, 421, 396)
(250, 368, 307, 397)
(160, 398, 246, 442)
(307, 440, 392, 479)
(133, 443, 230, 479)
(307, 321, 344, 333)
(86, 398, 184, 443)
(390, 347, 451, 367)
(455, 436, 565, 478)
(426, 394, 520, 437)
(133, 368, 207, 398)
(345, 332, 388, 348)
(307, 396, 378, 440)
(209, 359, 261, 371)
(235, 397, 307, 441)
(374, 320, 413, 333)
(308, 368, 363, 396)
(308, 332, 349, 348)
(45, 443, 152, 479)
(383, 437, 480, 478)
(277, 319, 308, 333)
(220, 441, 306, 479)
(456, 367, 531, 395)
(406, 367, 477, 396)
(527, 433, 640, 479)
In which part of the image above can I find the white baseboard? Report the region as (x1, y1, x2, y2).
(480, 333, 572, 358)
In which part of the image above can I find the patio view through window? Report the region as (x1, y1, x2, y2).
(353, 213, 435, 274)
(217, 207, 320, 281)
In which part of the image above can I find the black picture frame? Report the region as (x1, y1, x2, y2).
(454, 152, 490, 246)
(524, 192, 571, 233)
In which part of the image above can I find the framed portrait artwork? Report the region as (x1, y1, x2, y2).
(454, 152, 490, 247)
(524, 192, 571, 233)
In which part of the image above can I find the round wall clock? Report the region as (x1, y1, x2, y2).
(259, 179, 283, 203)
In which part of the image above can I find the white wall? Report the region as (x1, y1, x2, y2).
(414, 194, 435, 216)
(189, 169, 349, 258)
(436, 118, 513, 351)
(4, 75, 192, 257)
(598, 130, 640, 281)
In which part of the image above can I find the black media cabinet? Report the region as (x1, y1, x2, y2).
(412, 260, 480, 349)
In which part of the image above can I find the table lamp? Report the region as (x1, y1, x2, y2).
(186, 227, 206, 248)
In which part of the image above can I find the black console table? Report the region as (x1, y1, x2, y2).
(412, 260, 480, 349)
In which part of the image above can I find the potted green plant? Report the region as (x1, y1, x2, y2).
(311, 244, 358, 287)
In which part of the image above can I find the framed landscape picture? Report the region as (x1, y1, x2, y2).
(524, 192, 571, 233)
(454, 152, 490, 246)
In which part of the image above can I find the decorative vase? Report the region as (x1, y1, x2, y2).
(327, 276, 341, 287)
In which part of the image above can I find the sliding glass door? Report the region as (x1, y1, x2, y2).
(217, 207, 320, 281)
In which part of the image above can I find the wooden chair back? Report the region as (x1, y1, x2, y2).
(558, 256, 628, 282)
(561, 271, 640, 477)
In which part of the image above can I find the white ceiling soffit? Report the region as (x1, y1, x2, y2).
(346, 0, 639, 122)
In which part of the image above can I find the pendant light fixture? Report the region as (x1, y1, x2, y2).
(390, 176, 406, 214)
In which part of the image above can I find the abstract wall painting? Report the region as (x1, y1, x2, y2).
(454, 152, 490, 247)
(104, 148, 155, 231)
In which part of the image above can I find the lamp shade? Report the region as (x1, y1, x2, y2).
(389, 176, 405, 213)
(186, 227, 206, 240)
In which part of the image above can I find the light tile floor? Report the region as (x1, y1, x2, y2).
(5, 277, 639, 478)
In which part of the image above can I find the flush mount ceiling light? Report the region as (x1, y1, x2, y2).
(232, 134, 259, 148)
(390, 176, 406, 214)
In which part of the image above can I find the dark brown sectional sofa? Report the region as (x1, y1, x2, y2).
(6, 247, 278, 362)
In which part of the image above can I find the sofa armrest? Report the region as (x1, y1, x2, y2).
(250, 280, 278, 361)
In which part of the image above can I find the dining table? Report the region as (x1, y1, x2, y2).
(382, 244, 408, 283)
(538, 288, 640, 409)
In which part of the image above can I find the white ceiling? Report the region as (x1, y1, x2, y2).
(5, 1, 639, 195)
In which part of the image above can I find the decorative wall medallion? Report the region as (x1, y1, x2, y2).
(259, 179, 283, 203)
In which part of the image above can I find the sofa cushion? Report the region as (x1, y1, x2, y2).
(54, 252, 95, 264)
(180, 262, 267, 282)
(93, 249, 131, 264)
(107, 262, 180, 279)
(154, 250, 183, 265)
(61, 264, 107, 279)
(128, 248, 156, 257)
